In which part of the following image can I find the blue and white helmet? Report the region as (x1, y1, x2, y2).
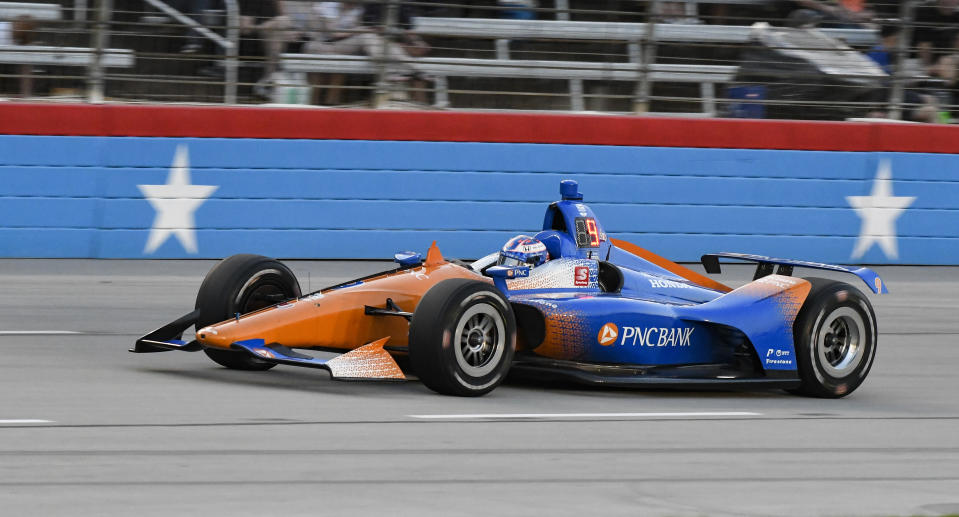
(498, 235, 549, 268)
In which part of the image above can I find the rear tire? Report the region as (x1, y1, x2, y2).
(792, 277, 877, 398)
(195, 254, 301, 370)
(409, 279, 516, 396)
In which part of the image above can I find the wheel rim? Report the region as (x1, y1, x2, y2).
(235, 269, 295, 314)
(239, 282, 286, 313)
(453, 303, 506, 378)
(816, 307, 865, 377)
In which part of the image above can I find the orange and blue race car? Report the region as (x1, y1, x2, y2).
(133, 180, 885, 397)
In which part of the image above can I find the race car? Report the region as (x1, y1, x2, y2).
(133, 180, 884, 398)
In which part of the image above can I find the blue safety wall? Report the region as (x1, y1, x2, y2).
(1, 135, 957, 263)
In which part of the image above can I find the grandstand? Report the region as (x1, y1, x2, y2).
(0, 0, 953, 122)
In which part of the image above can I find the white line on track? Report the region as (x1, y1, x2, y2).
(0, 420, 54, 424)
(409, 412, 761, 420)
(0, 331, 80, 335)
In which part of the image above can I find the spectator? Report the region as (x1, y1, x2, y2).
(283, 0, 325, 47)
(865, 23, 900, 74)
(238, 0, 296, 81)
(167, 0, 218, 54)
(309, 0, 363, 44)
(306, 2, 425, 80)
(929, 30, 958, 121)
(187, 0, 296, 94)
(863, 24, 940, 123)
(913, 0, 959, 69)
(363, 1, 430, 58)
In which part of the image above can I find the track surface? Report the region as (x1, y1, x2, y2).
(1, 260, 957, 516)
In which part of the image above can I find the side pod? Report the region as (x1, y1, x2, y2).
(676, 275, 812, 373)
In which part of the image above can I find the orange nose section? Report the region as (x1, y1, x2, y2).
(196, 325, 233, 349)
(195, 298, 322, 350)
(195, 260, 488, 352)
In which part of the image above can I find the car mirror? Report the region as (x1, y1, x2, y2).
(394, 251, 422, 267)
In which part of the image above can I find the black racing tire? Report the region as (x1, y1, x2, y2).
(195, 254, 301, 370)
(791, 277, 877, 398)
(409, 279, 516, 396)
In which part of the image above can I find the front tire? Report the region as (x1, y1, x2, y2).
(792, 277, 877, 398)
(409, 279, 516, 396)
(195, 254, 301, 370)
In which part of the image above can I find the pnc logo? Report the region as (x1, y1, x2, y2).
(598, 323, 619, 346)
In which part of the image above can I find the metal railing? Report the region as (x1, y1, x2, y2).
(137, 0, 238, 102)
(0, 0, 955, 122)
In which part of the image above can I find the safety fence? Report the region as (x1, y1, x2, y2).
(1, 0, 957, 122)
(1, 104, 957, 263)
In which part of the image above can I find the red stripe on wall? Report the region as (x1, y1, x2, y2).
(0, 102, 955, 153)
(873, 123, 958, 154)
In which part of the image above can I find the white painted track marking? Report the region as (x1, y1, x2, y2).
(0, 331, 80, 335)
(409, 412, 761, 420)
(0, 420, 54, 424)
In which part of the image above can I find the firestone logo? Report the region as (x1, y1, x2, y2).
(598, 323, 619, 346)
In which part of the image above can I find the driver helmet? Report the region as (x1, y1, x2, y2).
(498, 235, 549, 268)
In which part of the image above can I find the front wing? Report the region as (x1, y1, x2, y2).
(131, 311, 405, 381)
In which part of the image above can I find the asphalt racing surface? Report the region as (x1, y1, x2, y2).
(1, 259, 957, 517)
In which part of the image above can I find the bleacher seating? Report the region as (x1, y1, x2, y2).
(0, 1, 890, 114)
(0, 1, 60, 21)
(412, 18, 878, 53)
(0, 1, 134, 97)
(0, 44, 133, 67)
(281, 54, 736, 114)
(280, 16, 877, 114)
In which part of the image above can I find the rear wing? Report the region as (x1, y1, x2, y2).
(701, 252, 887, 294)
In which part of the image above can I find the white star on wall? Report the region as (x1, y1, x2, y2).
(846, 159, 916, 260)
(138, 145, 219, 254)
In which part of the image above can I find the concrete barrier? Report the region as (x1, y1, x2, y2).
(0, 105, 956, 263)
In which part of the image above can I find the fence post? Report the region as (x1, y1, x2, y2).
(74, 0, 88, 28)
(223, 0, 239, 104)
(634, 1, 660, 114)
(86, 0, 111, 104)
(373, 0, 400, 108)
(889, 1, 917, 120)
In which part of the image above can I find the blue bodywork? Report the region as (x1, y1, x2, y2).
(493, 180, 885, 385)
